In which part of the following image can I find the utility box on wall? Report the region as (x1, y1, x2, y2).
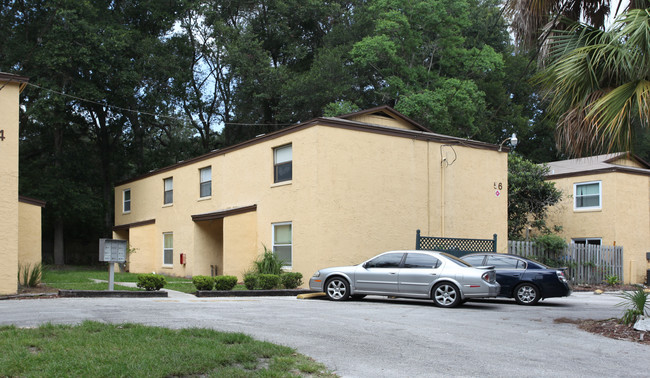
(99, 239, 127, 263)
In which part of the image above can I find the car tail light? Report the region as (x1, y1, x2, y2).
(556, 270, 568, 283)
(481, 271, 496, 283)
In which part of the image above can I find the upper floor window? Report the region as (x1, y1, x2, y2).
(574, 181, 601, 210)
(273, 222, 292, 268)
(200, 167, 212, 198)
(164, 177, 173, 205)
(123, 189, 131, 213)
(274, 144, 292, 183)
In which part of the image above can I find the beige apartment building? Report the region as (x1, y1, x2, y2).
(113, 106, 508, 282)
(0, 72, 44, 295)
(545, 153, 650, 284)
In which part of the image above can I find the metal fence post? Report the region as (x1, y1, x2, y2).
(416, 229, 421, 250)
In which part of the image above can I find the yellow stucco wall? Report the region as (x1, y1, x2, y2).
(18, 201, 43, 267)
(547, 172, 650, 284)
(114, 117, 507, 283)
(0, 78, 21, 295)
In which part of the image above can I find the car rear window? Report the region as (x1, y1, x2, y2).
(440, 253, 471, 267)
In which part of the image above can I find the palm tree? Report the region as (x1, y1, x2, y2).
(505, 1, 650, 51)
(534, 8, 650, 156)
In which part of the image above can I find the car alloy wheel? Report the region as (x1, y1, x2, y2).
(432, 282, 461, 308)
(514, 283, 540, 305)
(325, 277, 350, 301)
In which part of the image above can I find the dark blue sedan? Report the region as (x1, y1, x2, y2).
(461, 253, 572, 305)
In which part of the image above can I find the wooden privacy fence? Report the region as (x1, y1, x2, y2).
(509, 241, 624, 285)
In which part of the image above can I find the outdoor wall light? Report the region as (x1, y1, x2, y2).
(499, 133, 518, 151)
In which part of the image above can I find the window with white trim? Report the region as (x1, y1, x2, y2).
(273, 144, 292, 183)
(273, 222, 292, 267)
(199, 167, 211, 198)
(123, 189, 131, 213)
(574, 181, 601, 210)
(572, 238, 601, 246)
(163, 177, 173, 205)
(163, 233, 173, 266)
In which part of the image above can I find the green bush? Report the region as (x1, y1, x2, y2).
(136, 274, 167, 291)
(617, 288, 649, 325)
(281, 272, 303, 289)
(243, 274, 259, 290)
(243, 273, 281, 290)
(214, 276, 238, 291)
(18, 263, 43, 287)
(254, 246, 285, 275)
(257, 274, 281, 290)
(192, 275, 214, 291)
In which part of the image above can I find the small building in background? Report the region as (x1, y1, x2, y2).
(113, 106, 509, 283)
(545, 153, 650, 284)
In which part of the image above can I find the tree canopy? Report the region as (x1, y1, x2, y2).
(0, 0, 564, 263)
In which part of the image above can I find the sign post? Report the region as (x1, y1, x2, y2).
(98, 239, 127, 291)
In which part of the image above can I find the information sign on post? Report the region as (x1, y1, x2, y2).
(98, 239, 127, 291)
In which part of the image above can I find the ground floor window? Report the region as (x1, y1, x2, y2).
(572, 238, 601, 246)
(273, 222, 292, 268)
(163, 232, 173, 266)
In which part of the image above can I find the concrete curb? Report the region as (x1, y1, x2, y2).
(58, 290, 168, 298)
(195, 289, 316, 297)
(0, 293, 59, 300)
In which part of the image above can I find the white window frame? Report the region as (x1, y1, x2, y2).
(122, 189, 131, 213)
(273, 144, 292, 183)
(272, 222, 292, 269)
(163, 177, 173, 205)
(199, 166, 212, 198)
(163, 232, 173, 267)
(573, 181, 601, 210)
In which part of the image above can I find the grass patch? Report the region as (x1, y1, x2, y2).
(164, 282, 197, 293)
(0, 322, 334, 377)
(41, 266, 193, 291)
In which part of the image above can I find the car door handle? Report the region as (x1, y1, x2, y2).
(389, 272, 397, 275)
(430, 273, 437, 276)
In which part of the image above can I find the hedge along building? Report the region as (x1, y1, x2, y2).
(545, 153, 650, 284)
(0, 72, 45, 295)
(113, 106, 508, 281)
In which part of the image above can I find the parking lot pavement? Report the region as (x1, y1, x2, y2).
(1, 292, 647, 377)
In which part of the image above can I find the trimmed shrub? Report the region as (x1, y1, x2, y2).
(214, 275, 238, 291)
(244, 274, 259, 290)
(192, 275, 214, 291)
(136, 274, 167, 291)
(257, 274, 281, 290)
(281, 272, 303, 289)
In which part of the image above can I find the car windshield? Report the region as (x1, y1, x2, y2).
(440, 253, 471, 267)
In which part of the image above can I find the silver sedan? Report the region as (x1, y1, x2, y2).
(309, 250, 500, 307)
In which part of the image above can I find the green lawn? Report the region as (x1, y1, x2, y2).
(0, 321, 334, 377)
(41, 266, 194, 292)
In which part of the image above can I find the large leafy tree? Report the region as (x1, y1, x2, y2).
(1, 0, 191, 264)
(535, 9, 650, 157)
(508, 154, 562, 239)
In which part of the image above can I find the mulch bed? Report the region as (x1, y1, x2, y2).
(558, 283, 649, 345)
(555, 317, 649, 345)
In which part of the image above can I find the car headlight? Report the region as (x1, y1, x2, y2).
(312, 271, 321, 278)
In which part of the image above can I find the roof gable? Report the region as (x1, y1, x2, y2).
(337, 106, 430, 132)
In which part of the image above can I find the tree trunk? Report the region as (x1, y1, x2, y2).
(53, 218, 64, 265)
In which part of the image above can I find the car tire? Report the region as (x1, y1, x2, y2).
(432, 282, 461, 308)
(514, 283, 540, 305)
(351, 294, 366, 300)
(325, 277, 350, 301)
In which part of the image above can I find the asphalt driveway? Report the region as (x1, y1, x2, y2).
(1, 291, 648, 377)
